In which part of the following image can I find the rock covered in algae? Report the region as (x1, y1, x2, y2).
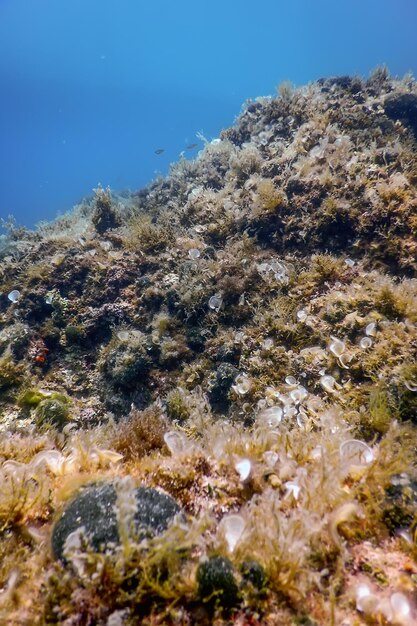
(52, 481, 182, 561)
(240, 559, 268, 592)
(196, 556, 240, 611)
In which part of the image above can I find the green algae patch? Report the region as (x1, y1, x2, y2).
(17, 388, 50, 409)
(0, 355, 24, 394)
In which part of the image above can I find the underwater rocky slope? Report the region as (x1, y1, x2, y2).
(1, 68, 417, 625)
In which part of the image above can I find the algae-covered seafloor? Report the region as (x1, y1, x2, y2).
(1, 69, 417, 625)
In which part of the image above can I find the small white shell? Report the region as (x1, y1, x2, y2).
(208, 294, 223, 312)
(284, 481, 301, 500)
(297, 309, 308, 322)
(235, 458, 252, 482)
(7, 289, 20, 303)
(285, 375, 297, 386)
(188, 248, 200, 260)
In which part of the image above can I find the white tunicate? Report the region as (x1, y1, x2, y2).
(258, 406, 283, 428)
(163, 431, 190, 456)
(365, 322, 377, 337)
(45, 293, 54, 305)
(263, 451, 279, 467)
(297, 309, 308, 322)
(7, 290, 20, 303)
(284, 405, 297, 418)
(188, 248, 200, 260)
(320, 375, 337, 393)
(345, 258, 355, 268)
(262, 337, 274, 350)
(340, 439, 374, 466)
(404, 379, 417, 392)
(222, 514, 245, 552)
(235, 458, 252, 482)
(309, 445, 324, 460)
(356, 593, 379, 615)
(117, 331, 130, 342)
(355, 583, 372, 611)
(30, 450, 64, 474)
(296, 410, 308, 428)
(359, 336, 373, 349)
(232, 374, 252, 395)
(2, 460, 26, 476)
(290, 386, 308, 404)
(329, 336, 345, 358)
(338, 353, 352, 369)
(390, 592, 411, 619)
(90, 448, 124, 466)
(208, 294, 223, 312)
(100, 240, 112, 251)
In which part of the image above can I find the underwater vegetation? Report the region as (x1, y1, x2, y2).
(1, 69, 417, 624)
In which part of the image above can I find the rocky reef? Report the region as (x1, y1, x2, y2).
(1, 68, 417, 624)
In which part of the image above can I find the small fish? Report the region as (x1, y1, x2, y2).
(186, 143, 198, 150)
(154, 148, 165, 155)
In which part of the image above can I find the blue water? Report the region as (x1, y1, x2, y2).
(1, 0, 416, 228)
